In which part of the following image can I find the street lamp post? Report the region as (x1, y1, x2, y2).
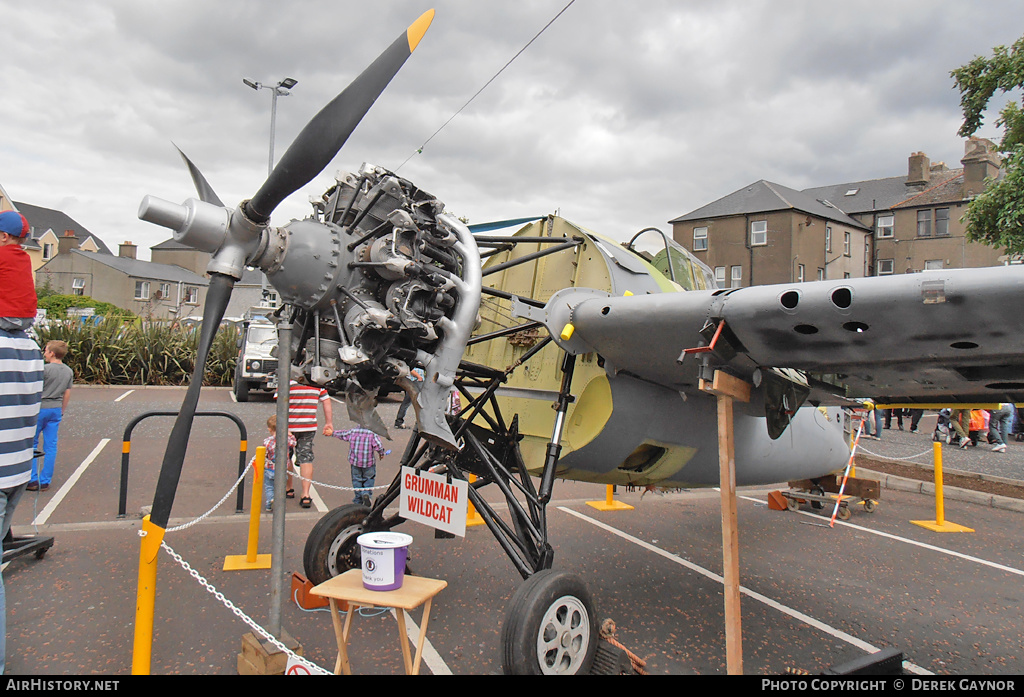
(243, 77, 297, 303)
(243, 77, 297, 176)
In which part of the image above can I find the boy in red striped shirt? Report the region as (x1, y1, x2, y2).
(275, 372, 333, 508)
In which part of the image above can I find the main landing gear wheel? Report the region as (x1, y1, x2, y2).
(501, 570, 598, 675)
(302, 503, 371, 585)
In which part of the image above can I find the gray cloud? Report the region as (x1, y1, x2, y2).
(3, 0, 1021, 260)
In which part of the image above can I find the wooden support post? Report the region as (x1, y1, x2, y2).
(700, 370, 750, 676)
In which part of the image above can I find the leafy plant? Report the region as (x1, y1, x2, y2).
(33, 318, 239, 386)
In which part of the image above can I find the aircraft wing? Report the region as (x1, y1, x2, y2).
(521, 265, 1024, 405)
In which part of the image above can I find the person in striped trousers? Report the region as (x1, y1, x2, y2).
(0, 210, 44, 673)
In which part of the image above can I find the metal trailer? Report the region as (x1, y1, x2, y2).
(782, 475, 881, 521)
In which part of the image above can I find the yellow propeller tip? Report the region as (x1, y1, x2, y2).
(407, 9, 435, 53)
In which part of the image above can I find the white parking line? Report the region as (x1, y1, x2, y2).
(393, 608, 452, 675)
(737, 493, 1024, 577)
(558, 505, 932, 676)
(32, 439, 110, 526)
(291, 463, 327, 512)
(114, 390, 134, 402)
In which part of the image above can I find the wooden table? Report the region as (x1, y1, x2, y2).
(310, 569, 447, 675)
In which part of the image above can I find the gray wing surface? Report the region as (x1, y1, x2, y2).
(555, 265, 1024, 405)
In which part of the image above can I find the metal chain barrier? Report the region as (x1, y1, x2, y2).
(855, 444, 935, 463)
(166, 457, 256, 533)
(158, 538, 332, 676)
(136, 449, 395, 675)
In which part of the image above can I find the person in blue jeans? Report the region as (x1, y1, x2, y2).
(29, 341, 74, 492)
(259, 414, 296, 511)
(988, 403, 1014, 453)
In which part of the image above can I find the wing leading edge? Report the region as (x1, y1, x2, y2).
(531, 265, 1024, 406)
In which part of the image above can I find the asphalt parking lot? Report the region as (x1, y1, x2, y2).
(3, 387, 1023, 676)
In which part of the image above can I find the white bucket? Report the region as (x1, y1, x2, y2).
(357, 532, 413, 591)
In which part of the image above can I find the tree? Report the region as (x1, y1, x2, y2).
(951, 35, 1024, 257)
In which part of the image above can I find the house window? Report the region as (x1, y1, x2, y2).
(797, 264, 805, 283)
(877, 259, 894, 275)
(817, 268, 825, 281)
(184, 286, 199, 304)
(692, 226, 708, 251)
(730, 265, 742, 288)
(714, 266, 726, 288)
(42, 243, 54, 260)
(71, 277, 85, 296)
(917, 210, 932, 237)
(750, 220, 767, 246)
(876, 215, 894, 239)
(935, 208, 950, 237)
(924, 259, 944, 271)
(843, 231, 851, 257)
(825, 226, 832, 253)
(134, 281, 150, 300)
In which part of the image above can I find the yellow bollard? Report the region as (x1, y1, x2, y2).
(466, 474, 484, 527)
(587, 484, 634, 511)
(132, 515, 160, 675)
(911, 441, 973, 533)
(224, 447, 273, 570)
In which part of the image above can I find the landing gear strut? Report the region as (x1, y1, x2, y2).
(302, 351, 600, 674)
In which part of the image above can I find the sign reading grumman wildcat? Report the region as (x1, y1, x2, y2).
(399, 466, 468, 538)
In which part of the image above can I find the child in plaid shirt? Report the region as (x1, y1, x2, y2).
(260, 414, 296, 511)
(329, 426, 387, 506)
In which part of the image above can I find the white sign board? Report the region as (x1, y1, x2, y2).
(285, 655, 323, 675)
(399, 466, 469, 538)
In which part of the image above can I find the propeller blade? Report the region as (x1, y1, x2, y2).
(145, 273, 236, 550)
(173, 144, 225, 207)
(245, 9, 435, 223)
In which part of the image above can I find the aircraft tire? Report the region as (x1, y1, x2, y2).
(501, 569, 598, 675)
(302, 503, 371, 585)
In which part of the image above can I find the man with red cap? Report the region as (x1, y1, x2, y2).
(0, 211, 37, 332)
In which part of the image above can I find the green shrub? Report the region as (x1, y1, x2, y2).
(34, 318, 239, 386)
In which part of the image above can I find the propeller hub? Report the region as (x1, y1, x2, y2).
(137, 196, 267, 281)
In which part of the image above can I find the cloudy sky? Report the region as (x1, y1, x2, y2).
(3, 1, 1022, 260)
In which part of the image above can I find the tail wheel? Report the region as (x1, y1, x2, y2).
(502, 570, 598, 675)
(302, 503, 371, 585)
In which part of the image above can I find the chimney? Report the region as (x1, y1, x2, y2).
(119, 241, 137, 259)
(906, 151, 930, 189)
(57, 229, 80, 256)
(961, 137, 1001, 198)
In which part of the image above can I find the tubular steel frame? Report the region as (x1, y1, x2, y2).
(312, 231, 585, 579)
